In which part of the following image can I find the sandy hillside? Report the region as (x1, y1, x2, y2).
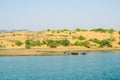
(0, 30, 120, 49)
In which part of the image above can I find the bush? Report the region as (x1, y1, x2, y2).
(25, 40, 31, 45)
(25, 40, 31, 49)
(78, 36, 86, 40)
(91, 28, 115, 34)
(75, 28, 81, 31)
(74, 41, 90, 48)
(108, 29, 114, 34)
(60, 39, 70, 46)
(47, 29, 51, 31)
(118, 41, 120, 45)
(25, 44, 31, 49)
(89, 38, 112, 47)
(47, 40, 57, 48)
(91, 28, 106, 33)
(31, 40, 41, 46)
(119, 31, 120, 34)
(74, 41, 84, 46)
(15, 40, 23, 46)
(83, 41, 90, 48)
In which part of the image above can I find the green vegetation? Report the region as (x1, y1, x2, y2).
(30, 40, 41, 46)
(13, 33, 15, 36)
(60, 39, 70, 46)
(46, 39, 70, 48)
(75, 28, 81, 31)
(75, 28, 87, 31)
(47, 40, 57, 48)
(74, 41, 90, 48)
(47, 29, 51, 31)
(118, 41, 120, 45)
(0, 44, 3, 48)
(25, 39, 41, 49)
(91, 28, 115, 34)
(78, 36, 86, 40)
(119, 31, 120, 34)
(25, 40, 31, 49)
(108, 29, 115, 34)
(89, 38, 113, 47)
(15, 40, 23, 46)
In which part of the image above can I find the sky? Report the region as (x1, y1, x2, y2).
(0, 0, 120, 31)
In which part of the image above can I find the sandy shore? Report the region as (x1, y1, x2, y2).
(0, 48, 120, 56)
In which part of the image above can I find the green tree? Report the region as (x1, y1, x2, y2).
(31, 40, 41, 46)
(61, 39, 70, 46)
(25, 40, 31, 49)
(47, 40, 57, 48)
(15, 40, 23, 46)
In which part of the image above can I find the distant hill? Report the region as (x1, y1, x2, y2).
(0, 29, 28, 32)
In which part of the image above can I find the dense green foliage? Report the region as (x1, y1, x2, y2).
(46, 39, 70, 48)
(78, 36, 86, 40)
(25, 44, 31, 49)
(47, 40, 57, 48)
(25, 39, 41, 49)
(15, 40, 23, 46)
(74, 41, 90, 48)
(30, 40, 41, 46)
(118, 41, 120, 45)
(25, 40, 31, 49)
(91, 28, 115, 34)
(60, 39, 70, 46)
(89, 38, 113, 47)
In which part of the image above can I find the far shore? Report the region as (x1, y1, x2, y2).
(0, 48, 120, 56)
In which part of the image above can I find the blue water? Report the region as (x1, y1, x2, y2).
(0, 52, 120, 80)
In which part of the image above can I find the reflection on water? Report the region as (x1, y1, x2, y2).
(0, 52, 120, 80)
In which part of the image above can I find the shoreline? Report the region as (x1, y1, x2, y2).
(0, 48, 120, 56)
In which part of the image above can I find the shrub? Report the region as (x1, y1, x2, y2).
(52, 30, 55, 33)
(89, 38, 112, 47)
(91, 28, 115, 34)
(108, 29, 114, 34)
(91, 28, 106, 33)
(25, 40, 31, 49)
(57, 31, 60, 33)
(118, 41, 120, 45)
(75, 28, 81, 31)
(25, 40, 31, 45)
(78, 36, 86, 40)
(25, 44, 31, 49)
(47, 29, 51, 31)
(83, 41, 90, 48)
(15, 40, 23, 46)
(47, 40, 57, 48)
(74, 41, 90, 48)
(74, 41, 84, 46)
(60, 39, 70, 46)
(100, 39, 112, 47)
(119, 31, 120, 34)
(31, 40, 41, 46)
(42, 39, 47, 44)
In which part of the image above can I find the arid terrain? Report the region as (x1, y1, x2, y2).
(0, 28, 120, 56)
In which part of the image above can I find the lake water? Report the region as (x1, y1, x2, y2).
(0, 52, 120, 80)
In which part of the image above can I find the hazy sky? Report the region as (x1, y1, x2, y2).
(0, 0, 120, 30)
